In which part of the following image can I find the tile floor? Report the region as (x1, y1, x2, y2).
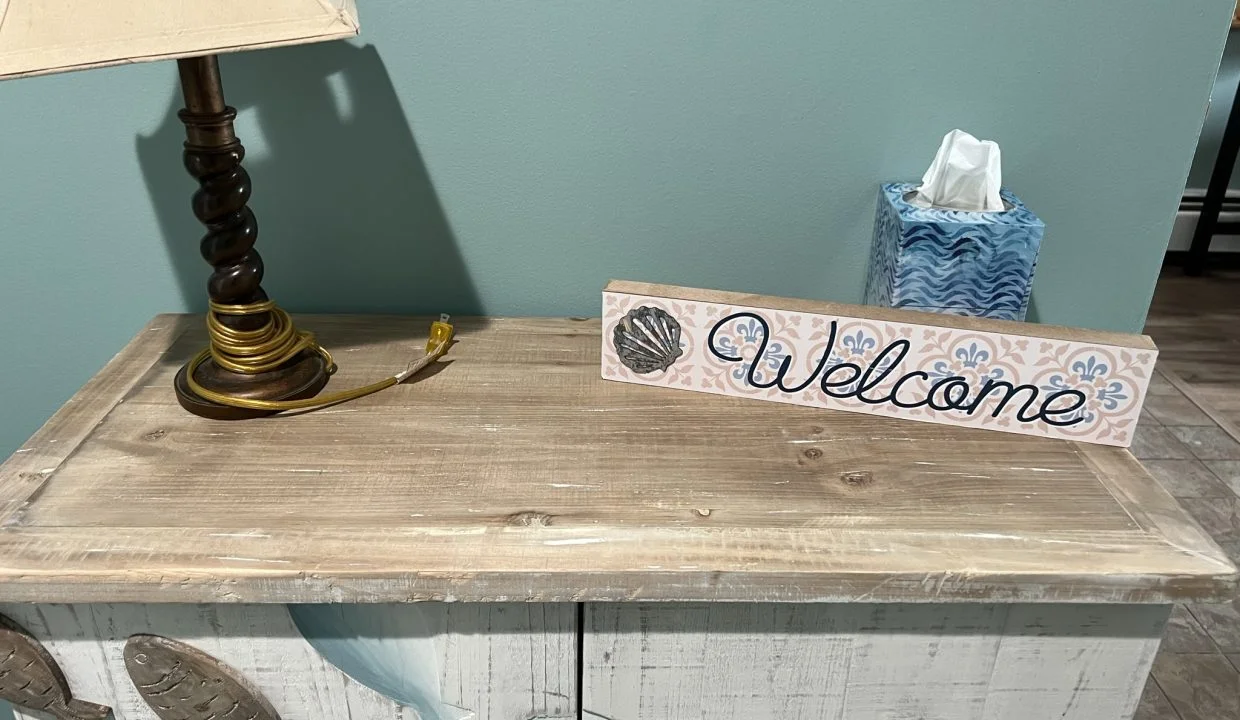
(1134, 372, 1240, 719)
(1145, 270, 1240, 431)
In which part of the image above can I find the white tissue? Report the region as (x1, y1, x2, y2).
(912, 129, 1004, 212)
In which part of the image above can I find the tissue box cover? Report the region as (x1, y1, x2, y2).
(863, 182, 1044, 321)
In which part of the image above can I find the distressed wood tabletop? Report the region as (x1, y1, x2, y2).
(0, 315, 1233, 604)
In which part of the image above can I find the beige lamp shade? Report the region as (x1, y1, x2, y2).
(0, 0, 359, 79)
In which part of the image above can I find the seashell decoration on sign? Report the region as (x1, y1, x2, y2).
(612, 305, 684, 374)
(0, 613, 110, 720)
(124, 634, 282, 720)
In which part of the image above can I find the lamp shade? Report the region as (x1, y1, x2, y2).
(0, 0, 359, 80)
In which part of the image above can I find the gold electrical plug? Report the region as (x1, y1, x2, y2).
(427, 313, 454, 354)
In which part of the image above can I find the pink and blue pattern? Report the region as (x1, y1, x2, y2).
(603, 289, 1154, 447)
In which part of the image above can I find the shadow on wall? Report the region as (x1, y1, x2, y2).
(1024, 293, 1042, 324)
(136, 42, 483, 327)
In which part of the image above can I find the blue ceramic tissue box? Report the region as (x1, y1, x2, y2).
(863, 182, 1044, 321)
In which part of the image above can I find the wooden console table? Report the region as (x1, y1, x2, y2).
(0, 315, 1234, 720)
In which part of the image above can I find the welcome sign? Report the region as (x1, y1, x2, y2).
(601, 281, 1157, 447)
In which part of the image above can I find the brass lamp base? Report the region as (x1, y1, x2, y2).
(174, 352, 331, 420)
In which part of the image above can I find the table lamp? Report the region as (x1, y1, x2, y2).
(0, 0, 451, 420)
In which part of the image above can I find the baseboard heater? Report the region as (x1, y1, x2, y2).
(1170, 188, 1240, 254)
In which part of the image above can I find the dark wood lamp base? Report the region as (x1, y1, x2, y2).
(173, 352, 330, 420)
(173, 55, 329, 419)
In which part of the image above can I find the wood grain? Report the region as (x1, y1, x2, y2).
(0, 315, 195, 528)
(583, 602, 1168, 720)
(0, 314, 1232, 604)
(1, 602, 577, 720)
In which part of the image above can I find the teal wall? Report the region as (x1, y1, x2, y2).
(0, 0, 1233, 471)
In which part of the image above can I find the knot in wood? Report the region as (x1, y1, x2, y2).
(803, 448, 823, 460)
(840, 471, 873, 487)
(507, 511, 553, 527)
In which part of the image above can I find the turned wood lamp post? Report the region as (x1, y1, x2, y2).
(0, 0, 423, 420)
(171, 56, 335, 419)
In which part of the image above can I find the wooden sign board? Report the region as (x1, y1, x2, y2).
(601, 281, 1157, 447)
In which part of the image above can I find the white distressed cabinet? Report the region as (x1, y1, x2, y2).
(0, 316, 1233, 720)
(582, 603, 1170, 720)
(1, 603, 578, 720)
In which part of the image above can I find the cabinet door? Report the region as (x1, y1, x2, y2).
(582, 603, 1166, 720)
(1, 603, 578, 720)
